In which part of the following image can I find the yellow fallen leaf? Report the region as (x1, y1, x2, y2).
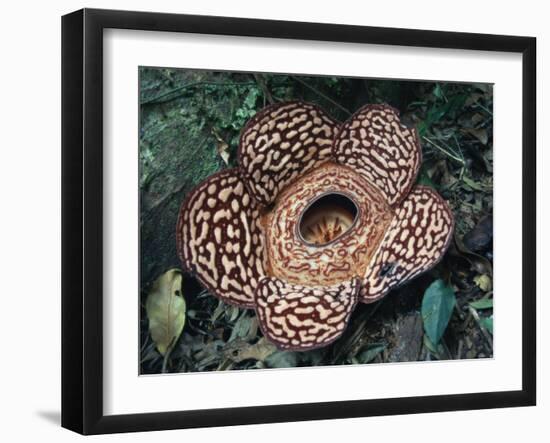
(146, 269, 186, 356)
(474, 274, 492, 292)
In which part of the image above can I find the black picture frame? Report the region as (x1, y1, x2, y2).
(61, 8, 537, 435)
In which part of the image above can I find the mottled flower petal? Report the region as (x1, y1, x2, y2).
(333, 104, 421, 207)
(360, 186, 454, 303)
(238, 101, 338, 206)
(255, 276, 360, 351)
(176, 169, 266, 308)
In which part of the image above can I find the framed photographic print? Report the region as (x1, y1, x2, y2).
(61, 8, 536, 435)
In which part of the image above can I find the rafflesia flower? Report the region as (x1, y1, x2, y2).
(177, 101, 454, 351)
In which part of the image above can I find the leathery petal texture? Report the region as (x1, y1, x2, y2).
(176, 169, 266, 308)
(255, 277, 361, 351)
(360, 186, 454, 303)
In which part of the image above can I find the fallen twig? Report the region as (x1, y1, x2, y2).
(423, 136, 465, 165)
(253, 74, 275, 105)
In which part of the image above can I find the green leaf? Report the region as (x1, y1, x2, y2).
(469, 298, 493, 310)
(243, 87, 260, 108)
(423, 335, 443, 357)
(462, 175, 485, 191)
(480, 315, 493, 334)
(356, 343, 386, 364)
(417, 121, 428, 136)
(433, 84, 444, 100)
(421, 279, 456, 345)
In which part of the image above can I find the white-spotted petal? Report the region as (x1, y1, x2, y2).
(255, 277, 360, 351)
(176, 169, 266, 308)
(334, 104, 422, 207)
(238, 101, 338, 206)
(360, 186, 454, 303)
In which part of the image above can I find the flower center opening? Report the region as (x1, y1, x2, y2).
(298, 192, 359, 246)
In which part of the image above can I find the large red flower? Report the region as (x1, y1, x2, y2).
(177, 101, 454, 351)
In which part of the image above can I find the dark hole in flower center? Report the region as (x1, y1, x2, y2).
(298, 192, 359, 246)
